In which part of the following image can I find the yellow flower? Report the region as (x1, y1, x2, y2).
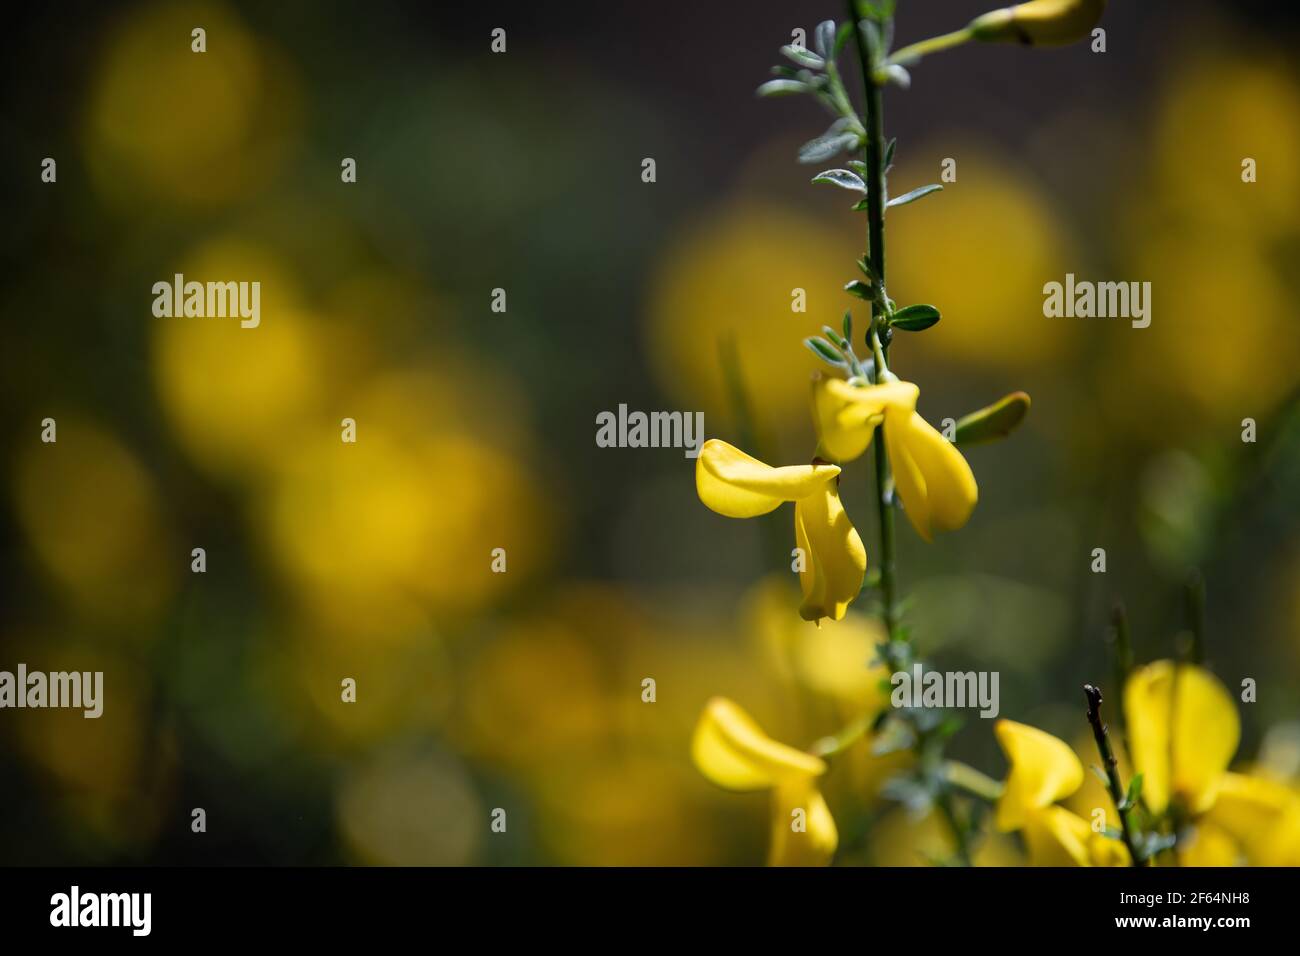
(691, 697, 838, 866)
(696, 439, 866, 623)
(1022, 806, 1131, 867)
(994, 719, 1084, 831)
(969, 0, 1106, 47)
(1197, 772, 1300, 867)
(994, 719, 1128, 866)
(812, 378, 978, 542)
(1123, 661, 1239, 815)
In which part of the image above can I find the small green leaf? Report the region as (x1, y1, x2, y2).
(851, 197, 871, 212)
(953, 391, 1031, 445)
(847, 160, 869, 177)
(890, 304, 941, 331)
(804, 337, 845, 365)
(883, 137, 897, 169)
(833, 21, 855, 55)
(780, 45, 825, 70)
(811, 168, 866, 192)
(1090, 765, 1109, 786)
(814, 20, 836, 60)
(842, 310, 853, 342)
(822, 326, 848, 349)
(887, 184, 943, 208)
(844, 279, 872, 301)
(798, 131, 858, 164)
(757, 79, 808, 97)
(1120, 773, 1144, 811)
(856, 256, 875, 281)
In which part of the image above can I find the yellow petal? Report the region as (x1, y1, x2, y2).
(1199, 772, 1300, 866)
(1124, 661, 1239, 815)
(1022, 806, 1092, 866)
(811, 378, 917, 463)
(696, 439, 840, 518)
(1179, 821, 1242, 867)
(768, 779, 838, 866)
(995, 719, 1085, 831)
(886, 409, 978, 541)
(691, 697, 826, 791)
(794, 477, 867, 623)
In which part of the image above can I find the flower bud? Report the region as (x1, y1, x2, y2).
(968, 0, 1106, 47)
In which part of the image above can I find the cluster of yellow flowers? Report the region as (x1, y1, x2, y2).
(680, 0, 1300, 869)
(694, 659, 1300, 866)
(696, 377, 977, 624)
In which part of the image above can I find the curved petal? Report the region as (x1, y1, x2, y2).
(769, 779, 839, 866)
(886, 409, 977, 541)
(794, 477, 867, 623)
(1022, 806, 1092, 866)
(696, 439, 840, 518)
(811, 378, 916, 463)
(995, 719, 1085, 831)
(1124, 661, 1239, 815)
(691, 697, 826, 791)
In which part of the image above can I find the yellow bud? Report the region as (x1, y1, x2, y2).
(969, 0, 1106, 47)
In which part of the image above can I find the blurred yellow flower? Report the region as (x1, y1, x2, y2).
(812, 377, 978, 541)
(11, 418, 174, 623)
(994, 719, 1128, 866)
(692, 697, 837, 866)
(647, 203, 853, 427)
(887, 148, 1073, 371)
(994, 718, 1083, 831)
(153, 239, 323, 481)
(1124, 661, 1239, 816)
(696, 439, 865, 623)
(745, 575, 890, 708)
(86, 0, 300, 208)
(1200, 772, 1300, 867)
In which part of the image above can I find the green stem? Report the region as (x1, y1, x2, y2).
(810, 712, 872, 759)
(943, 760, 1005, 802)
(847, 3, 899, 645)
(1084, 684, 1148, 867)
(887, 27, 975, 67)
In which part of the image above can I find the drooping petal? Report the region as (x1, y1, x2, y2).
(886, 409, 978, 541)
(769, 779, 839, 866)
(811, 378, 917, 463)
(794, 476, 867, 623)
(1124, 661, 1239, 815)
(995, 719, 1085, 831)
(696, 439, 840, 518)
(691, 697, 826, 791)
